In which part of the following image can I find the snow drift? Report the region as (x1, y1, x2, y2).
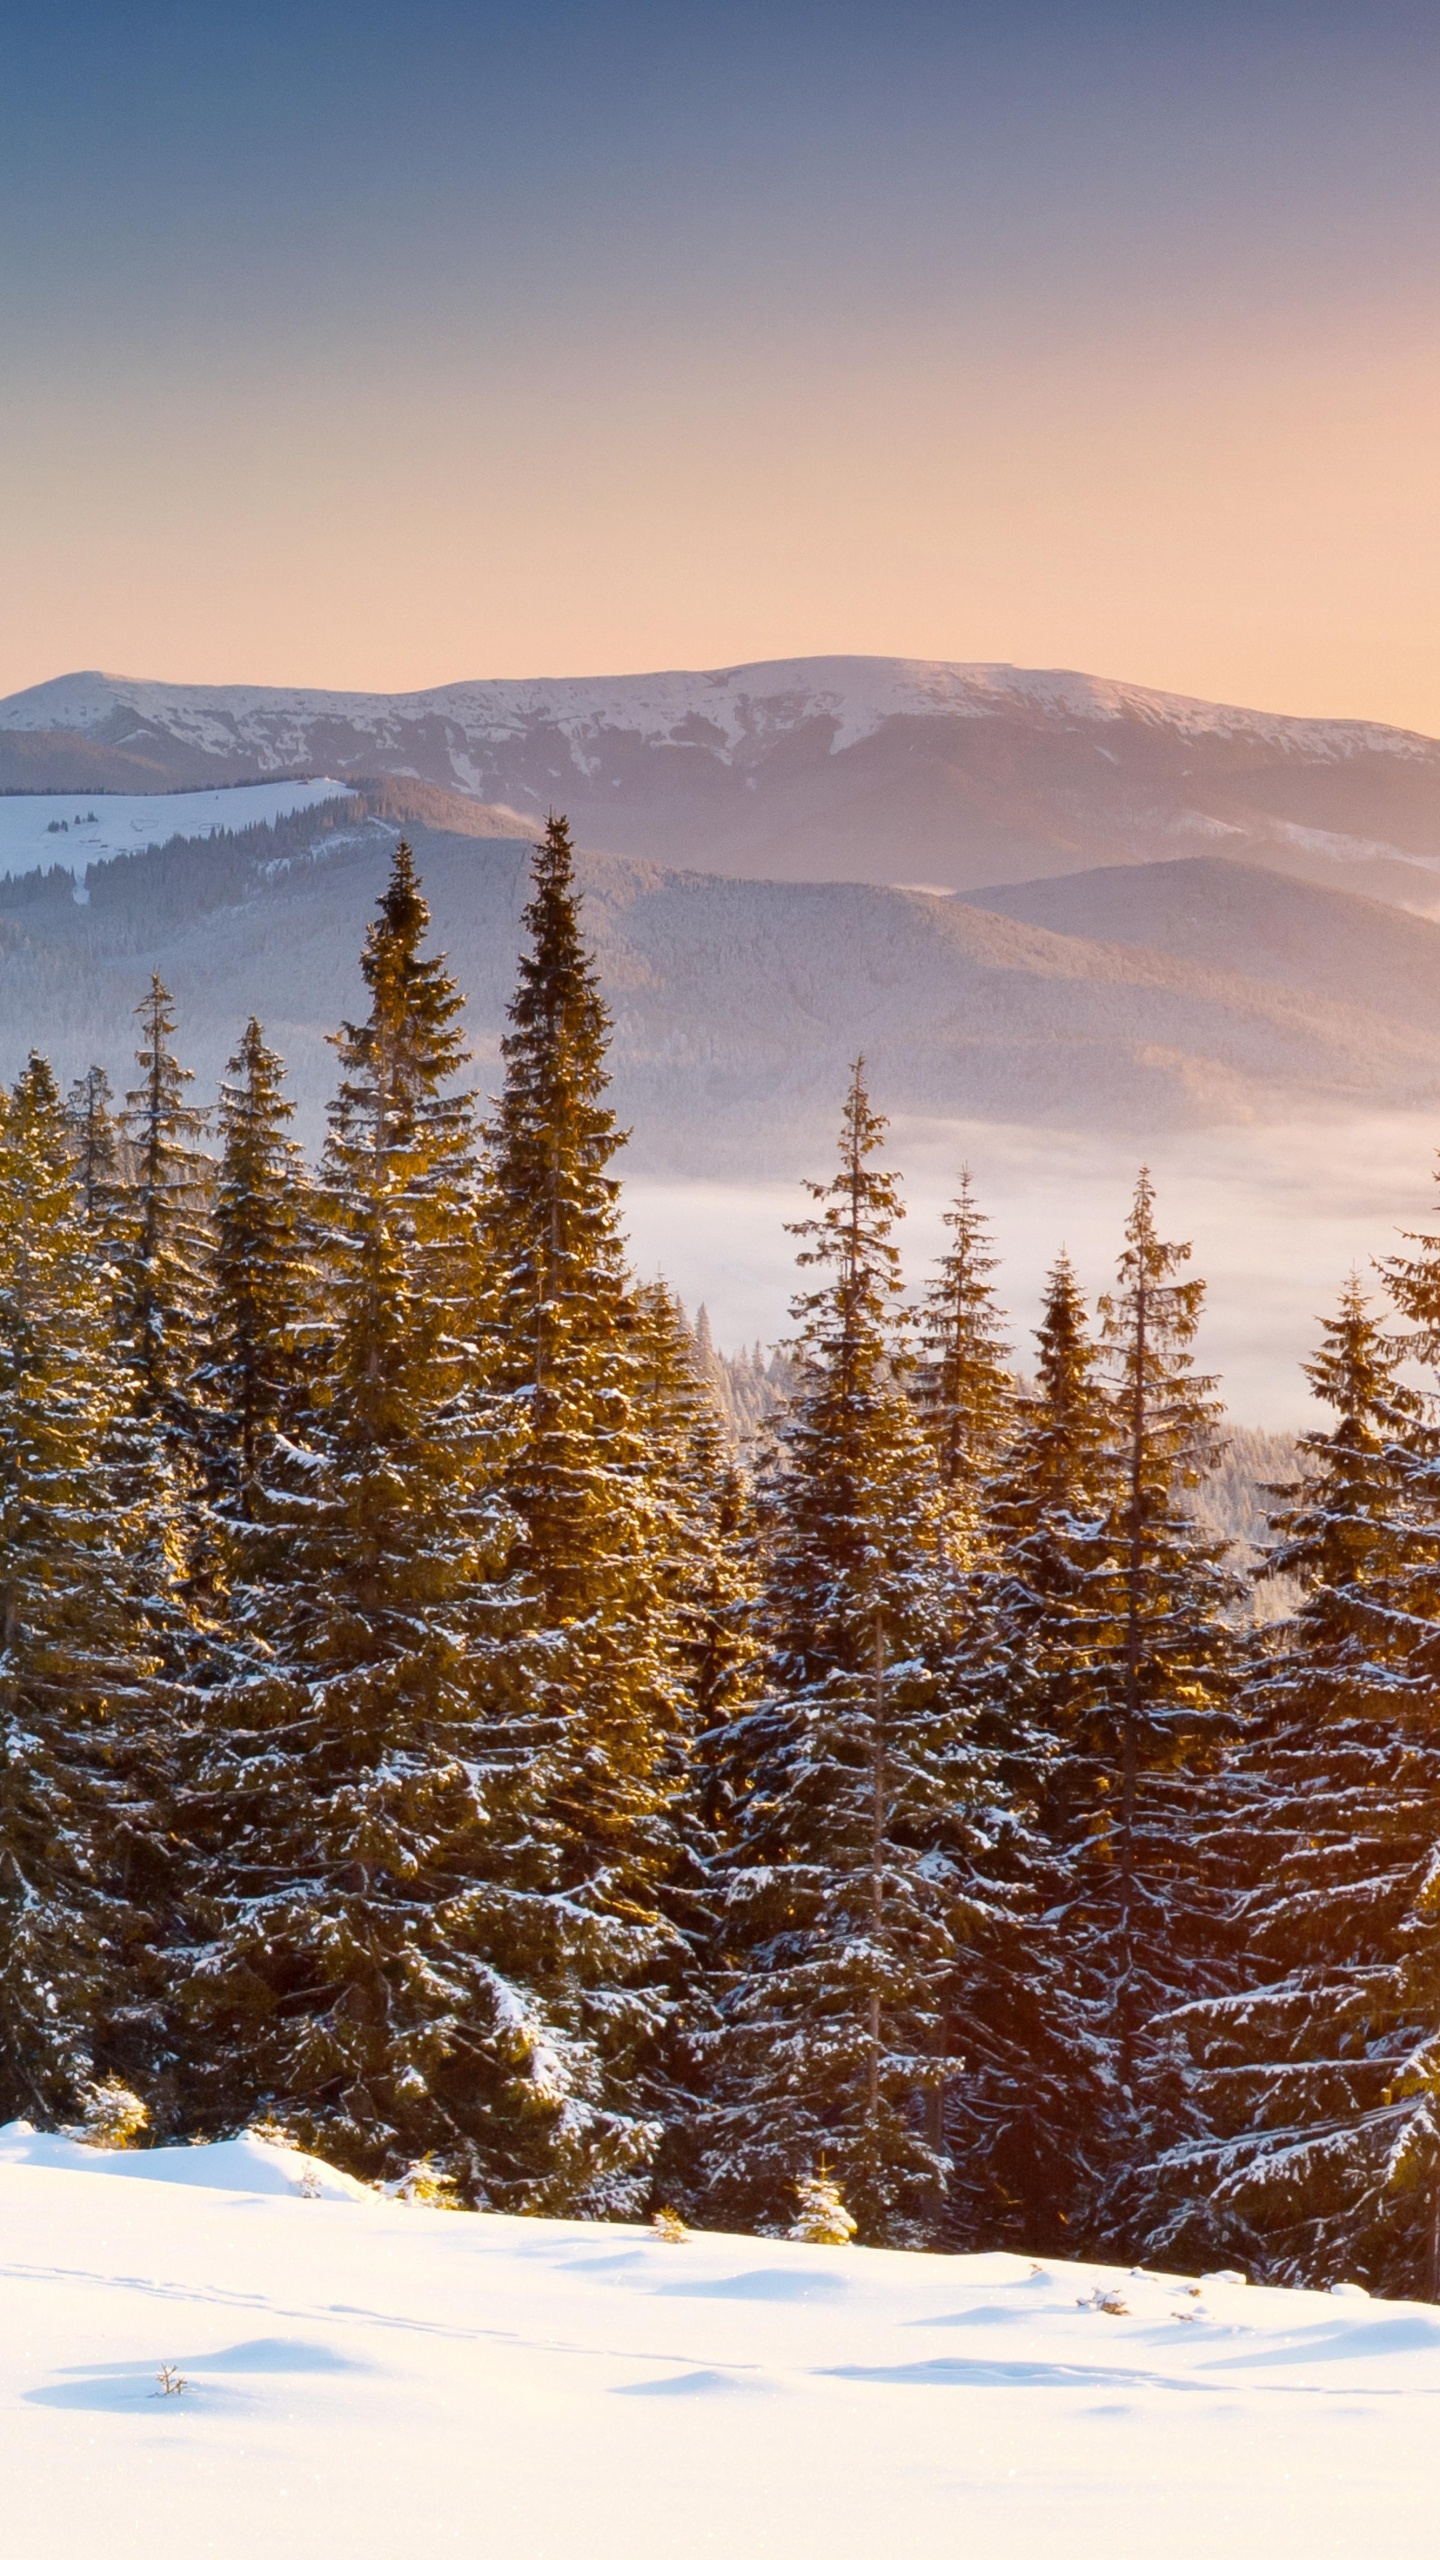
(2, 2125, 1436, 2559)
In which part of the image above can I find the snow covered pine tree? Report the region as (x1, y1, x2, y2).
(698, 1063, 992, 2246)
(481, 814, 701, 2214)
(0, 1057, 167, 2121)
(175, 847, 555, 2194)
(915, 1169, 1015, 1573)
(1077, 1173, 1240, 2243)
(944, 1250, 1117, 2250)
(1139, 1277, 1440, 2289)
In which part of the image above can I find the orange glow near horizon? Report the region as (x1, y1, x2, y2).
(5, 310, 1438, 731)
(6, 7, 1439, 733)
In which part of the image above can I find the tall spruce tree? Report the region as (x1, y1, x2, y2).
(697, 1064, 991, 2246)
(916, 1170, 1016, 1566)
(1031, 1172, 1240, 2233)
(0, 1057, 166, 2121)
(117, 977, 212, 1447)
(943, 1250, 1117, 2248)
(65, 1065, 123, 1245)
(196, 1018, 315, 1510)
(625, 1280, 764, 2200)
(178, 846, 662, 2210)
(482, 815, 688, 2164)
(177, 850, 504, 2165)
(1136, 1280, 1440, 2287)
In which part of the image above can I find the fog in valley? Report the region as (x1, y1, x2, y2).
(624, 1105, 1440, 1429)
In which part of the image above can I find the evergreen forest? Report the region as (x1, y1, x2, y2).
(7, 816, 1440, 2296)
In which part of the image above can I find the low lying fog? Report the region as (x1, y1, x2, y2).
(622, 1107, 1440, 1429)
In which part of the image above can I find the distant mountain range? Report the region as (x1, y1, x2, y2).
(2, 781, 1439, 1175)
(6, 657, 1440, 908)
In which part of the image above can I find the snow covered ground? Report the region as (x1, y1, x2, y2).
(2, 2127, 1435, 2559)
(0, 779, 347, 878)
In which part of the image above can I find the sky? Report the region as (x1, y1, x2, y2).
(2, 0, 1438, 723)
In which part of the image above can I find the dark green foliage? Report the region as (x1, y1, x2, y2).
(65, 1065, 123, 1243)
(915, 1169, 1015, 1566)
(176, 844, 666, 2214)
(116, 976, 212, 1445)
(944, 1252, 1117, 2249)
(1090, 1184, 1237, 1981)
(176, 847, 528, 2182)
(197, 1019, 316, 1509)
(1136, 1280, 1440, 2289)
(0, 1058, 167, 2121)
(697, 1065, 992, 2247)
(482, 817, 691, 2181)
(15, 800, 1440, 2279)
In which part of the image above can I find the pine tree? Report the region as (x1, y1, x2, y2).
(627, 1281, 766, 2201)
(176, 850, 501, 2162)
(789, 2166, 857, 2244)
(196, 1018, 315, 1510)
(1136, 1280, 1440, 2287)
(177, 846, 661, 2211)
(65, 1065, 122, 1244)
(943, 1251, 1117, 2248)
(697, 1064, 991, 2246)
(629, 1282, 760, 1732)
(482, 815, 690, 2190)
(1005, 1173, 1239, 2241)
(0, 1057, 166, 2122)
(1095, 1177, 1236, 1998)
(916, 1170, 1015, 1566)
(116, 977, 212, 1446)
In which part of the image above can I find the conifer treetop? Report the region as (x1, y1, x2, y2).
(1382, 1156, 1440, 1363)
(490, 814, 628, 1302)
(330, 840, 473, 1172)
(787, 1057, 906, 1380)
(916, 1165, 1015, 1551)
(65, 1065, 120, 1235)
(1099, 1167, 1224, 1491)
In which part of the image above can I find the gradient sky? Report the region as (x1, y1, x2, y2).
(3, 0, 1438, 722)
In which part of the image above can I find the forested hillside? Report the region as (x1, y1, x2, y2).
(3, 786, 1440, 1172)
(4, 818, 1440, 2292)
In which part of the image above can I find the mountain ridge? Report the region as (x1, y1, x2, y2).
(7, 658, 1440, 905)
(8, 655, 1436, 760)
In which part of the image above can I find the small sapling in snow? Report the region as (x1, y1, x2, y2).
(77, 2079, 150, 2151)
(789, 2167, 857, 2246)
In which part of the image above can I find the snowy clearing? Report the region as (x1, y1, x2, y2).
(0, 779, 347, 877)
(1, 2129, 1434, 2560)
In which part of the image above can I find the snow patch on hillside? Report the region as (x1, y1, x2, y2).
(0, 778, 347, 877)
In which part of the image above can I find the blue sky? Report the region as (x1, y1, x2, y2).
(3, 1, 1438, 712)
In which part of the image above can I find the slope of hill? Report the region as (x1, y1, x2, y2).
(4, 2129, 1438, 2560)
(2, 790, 1440, 1173)
(7, 657, 1440, 903)
(962, 856, 1440, 1035)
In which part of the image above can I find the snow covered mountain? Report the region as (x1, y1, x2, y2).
(8, 657, 1440, 901)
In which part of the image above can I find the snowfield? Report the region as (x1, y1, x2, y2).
(0, 780, 347, 878)
(1, 2129, 1435, 2560)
